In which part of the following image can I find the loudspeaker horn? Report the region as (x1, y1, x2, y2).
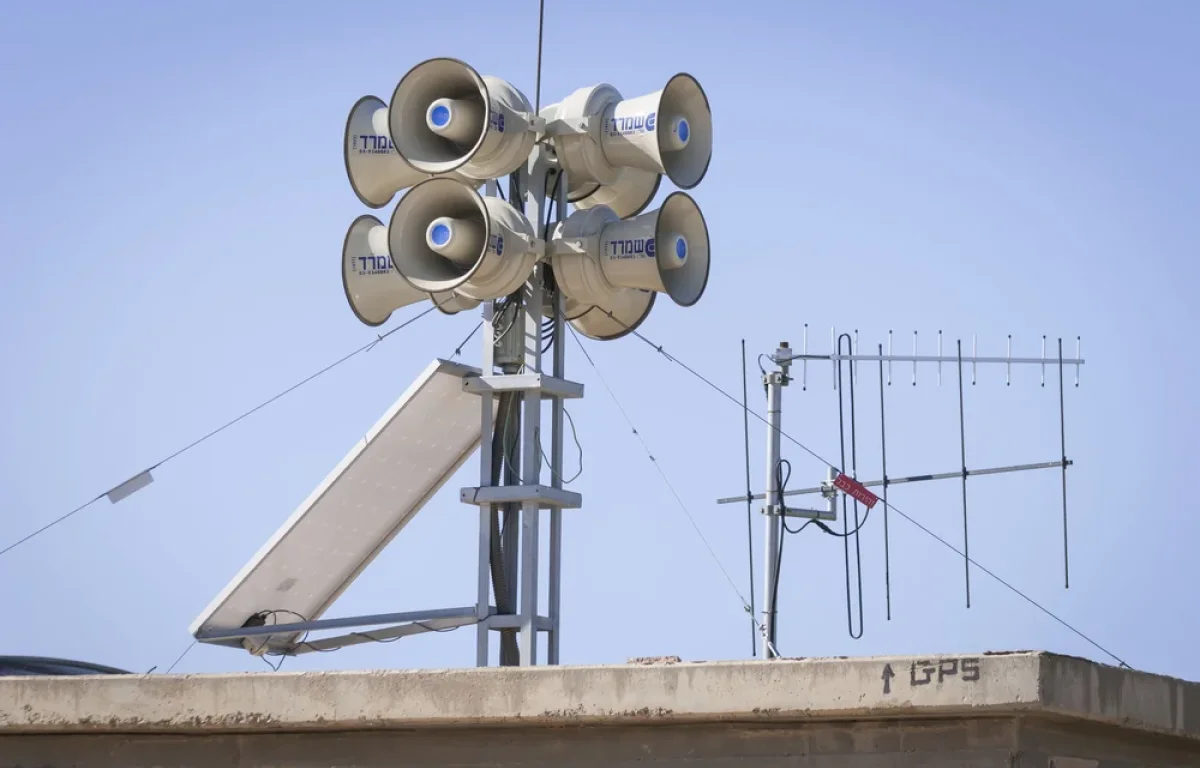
(344, 96, 477, 209)
(389, 58, 537, 181)
(566, 289, 657, 341)
(389, 177, 540, 302)
(543, 73, 711, 192)
(343, 214, 479, 327)
(550, 191, 709, 308)
(568, 165, 662, 220)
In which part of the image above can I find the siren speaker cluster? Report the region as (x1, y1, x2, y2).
(389, 177, 540, 301)
(390, 58, 537, 181)
(341, 61, 712, 341)
(342, 215, 479, 326)
(542, 73, 711, 218)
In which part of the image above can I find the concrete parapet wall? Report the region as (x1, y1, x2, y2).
(0, 651, 1197, 767)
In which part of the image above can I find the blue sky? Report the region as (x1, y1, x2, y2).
(2, 0, 1198, 681)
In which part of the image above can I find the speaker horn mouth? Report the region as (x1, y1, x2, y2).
(389, 177, 491, 294)
(655, 191, 710, 307)
(657, 73, 713, 190)
(570, 167, 662, 220)
(569, 290, 657, 341)
(567, 178, 601, 203)
(343, 214, 387, 326)
(341, 214, 435, 327)
(391, 58, 490, 176)
(344, 95, 423, 209)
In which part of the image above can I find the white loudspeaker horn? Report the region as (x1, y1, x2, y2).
(568, 165, 662, 220)
(566, 289, 657, 341)
(343, 214, 479, 326)
(389, 58, 536, 181)
(389, 177, 540, 302)
(345, 96, 479, 209)
(551, 191, 710, 310)
(543, 73, 711, 193)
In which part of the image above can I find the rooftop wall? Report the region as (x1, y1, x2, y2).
(1, 651, 1197, 767)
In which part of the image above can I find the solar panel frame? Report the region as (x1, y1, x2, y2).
(189, 358, 486, 653)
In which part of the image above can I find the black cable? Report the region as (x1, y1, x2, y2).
(763, 455, 830, 658)
(538, 169, 565, 357)
(769, 460, 788, 652)
(492, 295, 522, 348)
(543, 169, 562, 240)
(541, 316, 556, 354)
(0, 495, 104, 560)
(281, 621, 471, 657)
(777, 461, 807, 536)
(164, 641, 196, 674)
(538, 407, 584, 485)
(766, 457, 824, 655)
(492, 392, 520, 666)
(0, 306, 438, 560)
(592, 311, 1132, 669)
(249, 608, 473, 660)
(767, 459, 791, 653)
(756, 354, 770, 394)
(253, 609, 314, 669)
(769, 514, 785, 657)
(452, 321, 483, 358)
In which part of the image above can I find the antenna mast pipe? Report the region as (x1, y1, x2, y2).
(761, 342, 789, 658)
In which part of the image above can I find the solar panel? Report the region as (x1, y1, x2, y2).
(190, 358, 485, 653)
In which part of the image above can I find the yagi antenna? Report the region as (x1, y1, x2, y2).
(717, 329, 1085, 659)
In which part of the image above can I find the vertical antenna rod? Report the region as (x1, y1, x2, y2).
(802, 324, 809, 391)
(887, 330, 893, 386)
(741, 339, 757, 655)
(831, 327, 837, 390)
(1058, 337, 1070, 589)
(1041, 335, 1047, 387)
(957, 339, 971, 608)
(912, 331, 918, 386)
(1080, 336, 1089, 386)
(1006, 334, 1012, 386)
(938, 330, 943, 386)
(972, 334, 977, 385)
(836, 333, 864, 639)
(854, 329, 859, 385)
(878, 343, 891, 620)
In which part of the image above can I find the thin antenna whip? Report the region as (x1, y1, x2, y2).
(741, 339, 757, 655)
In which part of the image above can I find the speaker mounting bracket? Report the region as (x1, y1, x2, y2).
(462, 373, 584, 400)
(541, 116, 591, 138)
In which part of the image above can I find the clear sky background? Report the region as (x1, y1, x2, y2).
(1, 1, 1197, 681)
